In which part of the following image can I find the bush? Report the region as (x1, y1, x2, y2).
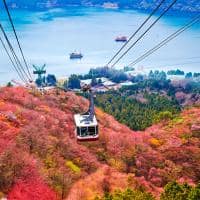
(95, 188, 155, 200)
(160, 182, 200, 200)
(65, 161, 81, 173)
(154, 111, 173, 123)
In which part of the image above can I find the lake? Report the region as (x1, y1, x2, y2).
(0, 7, 200, 84)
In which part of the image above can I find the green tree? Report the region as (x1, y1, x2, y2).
(6, 82, 13, 87)
(35, 78, 43, 87)
(68, 74, 81, 89)
(46, 74, 57, 86)
(188, 184, 200, 200)
(160, 182, 192, 200)
(95, 188, 155, 200)
(95, 92, 180, 131)
(149, 70, 167, 81)
(154, 111, 173, 123)
(185, 72, 193, 79)
(91, 77, 98, 86)
(167, 69, 185, 76)
(98, 78, 103, 85)
(193, 73, 200, 78)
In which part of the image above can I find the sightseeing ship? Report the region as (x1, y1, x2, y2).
(115, 36, 128, 42)
(70, 52, 83, 59)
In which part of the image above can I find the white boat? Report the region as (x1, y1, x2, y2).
(70, 52, 83, 59)
(115, 36, 127, 42)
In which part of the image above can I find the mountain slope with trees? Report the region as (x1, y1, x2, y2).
(0, 86, 200, 199)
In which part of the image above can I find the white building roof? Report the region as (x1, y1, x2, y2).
(120, 81, 134, 86)
(167, 75, 185, 81)
(80, 77, 109, 86)
(103, 80, 116, 86)
(99, 77, 109, 83)
(93, 85, 109, 92)
(80, 79, 92, 85)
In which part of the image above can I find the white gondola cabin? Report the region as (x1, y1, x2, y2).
(74, 84, 99, 141)
(74, 114, 98, 141)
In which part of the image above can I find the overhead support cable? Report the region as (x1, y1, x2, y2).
(0, 23, 29, 83)
(106, 0, 166, 66)
(2, 0, 33, 81)
(0, 35, 27, 83)
(110, 0, 178, 68)
(150, 61, 200, 68)
(127, 15, 200, 67)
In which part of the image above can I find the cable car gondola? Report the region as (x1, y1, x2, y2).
(74, 85, 99, 141)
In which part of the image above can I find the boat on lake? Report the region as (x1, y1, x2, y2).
(115, 36, 127, 42)
(70, 52, 83, 59)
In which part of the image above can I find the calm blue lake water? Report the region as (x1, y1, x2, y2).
(0, 7, 200, 84)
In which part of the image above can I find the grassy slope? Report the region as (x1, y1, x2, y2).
(0, 87, 199, 200)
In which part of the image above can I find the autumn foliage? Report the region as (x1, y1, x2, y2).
(0, 86, 200, 199)
(8, 180, 58, 200)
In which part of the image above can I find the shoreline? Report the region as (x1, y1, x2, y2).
(2, 5, 200, 17)
(1, 67, 199, 86)
(0, 6, 199, 85)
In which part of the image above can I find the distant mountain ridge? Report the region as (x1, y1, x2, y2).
(0, 0, 200, 13)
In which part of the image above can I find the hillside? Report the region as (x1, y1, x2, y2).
(0, 86, 200, 199)
(0, 0, 199, 14)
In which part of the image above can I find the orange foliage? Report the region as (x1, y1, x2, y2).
(67, 166, 132, 200)
(149, 138, 162, 148)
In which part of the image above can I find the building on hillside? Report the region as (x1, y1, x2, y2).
(102, 80, 121, 90)
(102, 2, 119, 9)
(167, 75, 185, 81)
(92, 85, 109, 93)
(125, 66, 148, 76)
(80, 77, 109, 87)
(80, 79, 92, 87)
(103, 80, 116, 86)
(57, 77, 68, 87)
(119, 81, 134, 87)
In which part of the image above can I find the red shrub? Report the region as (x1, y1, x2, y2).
(8, 180, 58, 200)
